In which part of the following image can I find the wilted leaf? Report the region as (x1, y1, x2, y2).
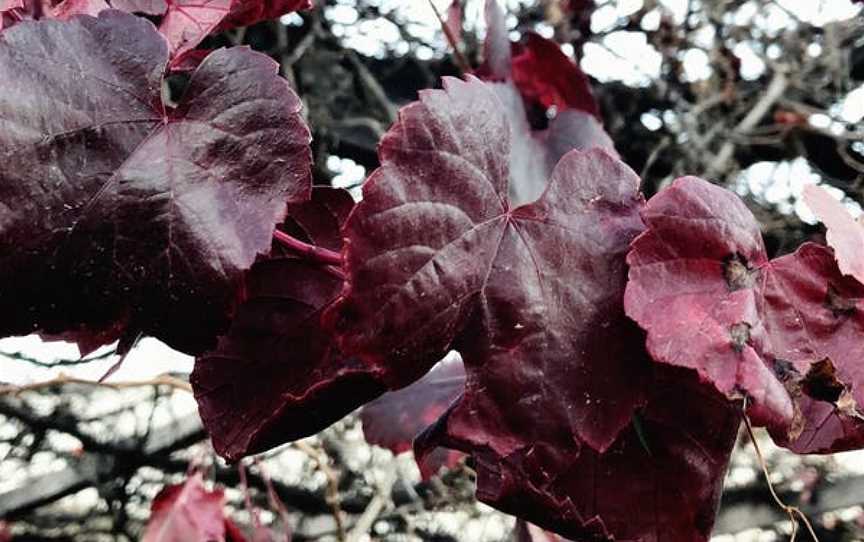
(626, 176, 864, 452)
(0, 12, 312, 354)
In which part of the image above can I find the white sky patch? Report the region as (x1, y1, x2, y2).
(0, 336, 193, 385)
(582, 32, 661, 86)
(681, 48, 712, 81)
(734, 158, 864, 223)
(839, 85, 864, 123)
(733, 42, 766, 80)
(328, 155, 366, 201)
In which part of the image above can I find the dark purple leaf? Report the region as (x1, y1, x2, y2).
(327, 77, 671, 535)
(626, 176, 864, 453)
(360, 353, 466, 478)
(333, 76, 648, 454)
(191, 188, 391, 461)
(418, 368, 739, 541)
(0, 12, 312, 354)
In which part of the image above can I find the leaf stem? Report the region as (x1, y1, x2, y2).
(742, 405, 819, 541)
(427, 0, 470, 74)
(273, 230, 343, 267)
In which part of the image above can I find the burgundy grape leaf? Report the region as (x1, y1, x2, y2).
(192, 188, 393, 461)
(218, 0, 312, 31)
(625, 176, 864, 452)
(3, 0, 311, 57)
(510, 32, 600, 119)
(331, 75, 649, 477)
(803, 184, 864, 285)
(0, 12, 312, 354)
(360, 353, 466, 478)
(419, 367, 739, 541)
(158, 0, 232, 57)
(143, 473, 229, 542)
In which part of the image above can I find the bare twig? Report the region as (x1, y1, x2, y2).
(0, 374, 192, 396)
(427, 0, 470, 74)
(344, 51, 399, 125)
(348, 466, 396, 542)
(706, 71, 789, 178)
(743, 408, 819, 541)
(295, 440, 346, 542)
(0, 348, 115, 368)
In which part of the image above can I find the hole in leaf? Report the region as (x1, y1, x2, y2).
(802, 358, 846, 403)
(723, 253, 757, 291)
(729, 322, 751, 352)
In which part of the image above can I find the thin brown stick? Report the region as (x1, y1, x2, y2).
(427, 0, 470, 74)
(0, 373, 192, 395)
(742, 409, 819, 541)
(295, 440, 346, 541)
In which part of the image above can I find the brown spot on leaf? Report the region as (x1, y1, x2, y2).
(825, 284, 857, 317)
(729, 322, 751, 352)
(836, 390, 864, 421)
(802, 358, 846, 403)
(723, 253, 757, 291)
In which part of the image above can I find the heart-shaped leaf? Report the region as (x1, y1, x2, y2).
(0, 11, 312, 354)
(333, 76, 649, 454)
